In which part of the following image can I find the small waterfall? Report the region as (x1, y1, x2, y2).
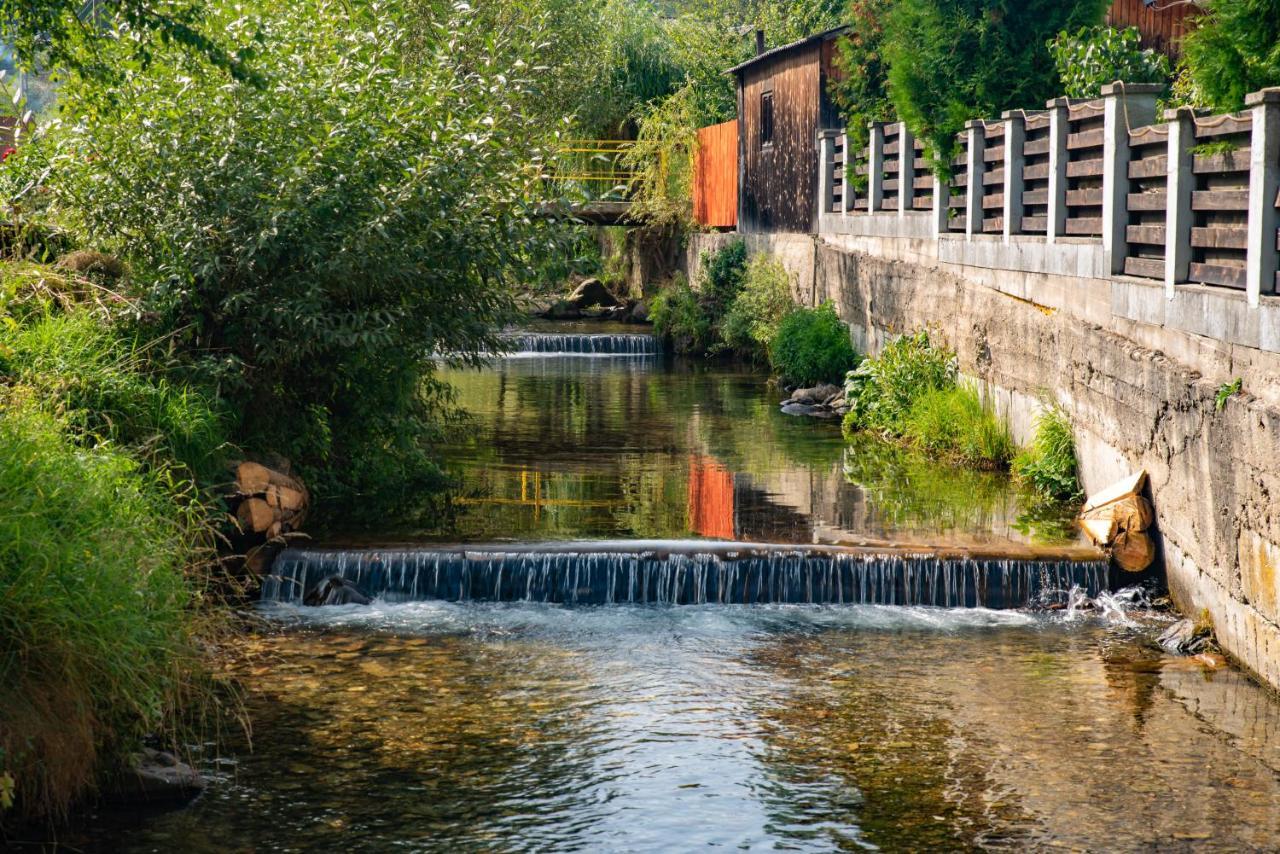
(263, 547, 1111, 609)
(498, 332, 659, 356)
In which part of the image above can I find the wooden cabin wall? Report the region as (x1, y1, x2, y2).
(739, 44, 822, 234)
(1106, 0, 1200, 56)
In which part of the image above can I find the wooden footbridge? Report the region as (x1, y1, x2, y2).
(543, 139, 649, 226)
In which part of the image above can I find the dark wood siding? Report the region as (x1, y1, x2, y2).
(1106, 0, 1200, 57)
(739, 43, 822, 234)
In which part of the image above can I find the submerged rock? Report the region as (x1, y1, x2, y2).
(105, 748, 205, 807)
(781, 402, 839, 419)
(781, 384, 842, 407)
(304, 575, 371, 607)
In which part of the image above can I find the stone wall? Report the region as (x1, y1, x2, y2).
(681, 229, 1280, 692)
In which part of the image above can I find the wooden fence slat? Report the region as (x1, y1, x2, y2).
(1065, 217, 1103, 235)
(1127, 191, 1168, 210)
(1066, 188, 1104, 206)
(1190, 226, 1248, 250)
(1190, 262, 1247, 289)
(1193, 151, 1251, 174)
(1125, 257, 1165, 279)
(1192, 190, 1250, 211)
(1068, 128, 1105, 150)
(1067, 158, 1104, 178)
(1127, 225, 1167, 245)
(1129, 156, 1167, 179)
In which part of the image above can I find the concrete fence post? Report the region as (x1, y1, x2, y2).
(1246, 88, 1280, 305)
(1102, 83, 1162, 274)
(867, 122, 886, 213)
(839, 130, 854, 215)
(932, 175, 950, 237)
(1164, 107, 1195, 297)
(898, 122, 914, 217)
(1001, 111, 1025, 242)
(1047, 98, 1070, 243)
(818, 130, 837, 224)
(965, 120, 985, 239)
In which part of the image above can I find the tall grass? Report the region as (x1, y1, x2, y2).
(902, 386, 1014, 469)
(1013, 406, 1082, 500)
(0, 403, 216, 821)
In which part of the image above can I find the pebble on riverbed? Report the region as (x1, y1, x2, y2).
(779, 384, 849, 419)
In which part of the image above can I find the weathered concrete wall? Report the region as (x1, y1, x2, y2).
(682, 229, 1280, 691)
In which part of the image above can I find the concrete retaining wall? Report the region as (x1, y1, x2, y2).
(681, 229, 1280, 691)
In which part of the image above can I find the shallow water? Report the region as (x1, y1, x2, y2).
(78, 329, 1280, 850)
(81, 603, 1280, 852)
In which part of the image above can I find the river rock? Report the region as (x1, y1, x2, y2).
(542, 299, 581, 320)
(106, 748, 205, 806)
(1157, 619, 1209, 655)
(782, 384, 843, 407)
(304, 576, 372, 607)
(781, 402, 839, 419)
(566, 278, 619, 311)
(629, 300, 650, 323)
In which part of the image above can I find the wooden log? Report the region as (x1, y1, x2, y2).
(1113, 529, 1156, 573)
(236, 461, 274, 494)
(265, 483, 308, 513)
(237, 497, 275, 534)
(1083, 471, 1148, 513)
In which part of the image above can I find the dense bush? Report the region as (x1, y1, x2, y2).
(769, 302, 857, 387)
(719, 255, 796, 361)
(1050, 25, 1170, 99)
(884, 0, 1107, 176)
(3, 0, 554, 505)
(649, 274, 714, 355)
(1013, 406, 1082, 499)
(1179, 0, 1280, 112)
(843, 330, 957, 434)
(903, 386, 1013, 469)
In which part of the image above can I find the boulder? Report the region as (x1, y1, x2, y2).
(566, 278, 619, 311)
(304, 575, 371, 607)
(106, 748, 205, 806)
(782, 384, 843, 407)
(1157, 619, 1209, 655)
(629, 300, 650, 323)
(781, 402, 839, 419)
(542, 299, 581, 320)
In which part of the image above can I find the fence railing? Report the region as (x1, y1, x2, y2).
(545, 140, 638, 202)
(819, 84, 1280, 305)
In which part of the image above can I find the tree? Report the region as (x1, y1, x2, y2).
(828, 0, 896, 191)
(1180, 0, 1280, 112)
(884, 0, 1108, 176)
(0, 0, 256, 81)
(3, 0, 561, 506)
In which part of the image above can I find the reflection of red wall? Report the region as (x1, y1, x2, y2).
(688, 456, 735, 540)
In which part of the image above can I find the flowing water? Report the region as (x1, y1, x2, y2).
(83, 325, 1280, 851)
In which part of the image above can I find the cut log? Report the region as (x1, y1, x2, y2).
(1083, 471, 1148, 515)
(265, 484, 307, 513)
(236, 497, 275, 534)
(1081, 517, 1118, 548)
(236, 461, 274, 494)
(1112, 529, 1156, 572)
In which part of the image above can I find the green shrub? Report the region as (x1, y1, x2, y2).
(649, 274, 713, 355)
(884, 0, 1107, 176)
(0, 403, 214, 821)
(828, 0, 896, 192)
(903, 385, 1013, 469)
(769, 302, 857, 387)
(843, 330, 957, 434)
(1179, 0, 1280, 112)
(719, 255, 796, 361)
(699, 239, 748, 318)
(1050, 25, 1170, 99)
(1013, 406, 1082, 500)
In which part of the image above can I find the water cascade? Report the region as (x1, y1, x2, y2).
(264, 545, 1111, 609)
(498, 332, 660, 356)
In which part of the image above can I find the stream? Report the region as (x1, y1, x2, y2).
(81, 324, 1280, 851)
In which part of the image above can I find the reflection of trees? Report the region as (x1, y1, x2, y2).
(220, 631, 607, 850)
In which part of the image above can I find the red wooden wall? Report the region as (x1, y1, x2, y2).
(694, 119, 739, 229)
(1106, 0, 1201, 56)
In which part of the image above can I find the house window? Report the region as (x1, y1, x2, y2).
(760, 91, 774, 148)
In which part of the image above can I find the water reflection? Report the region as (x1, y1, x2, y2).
(386, 346, 1081, 550)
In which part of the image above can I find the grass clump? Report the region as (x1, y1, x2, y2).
(0, 402, 217, 822)
(769, 302, 857, 387)
(650, 273, 713, 355)
(718, 254, 796, 362)
(903, 386, 1014, 469)
(1013, 406, 1082, 500)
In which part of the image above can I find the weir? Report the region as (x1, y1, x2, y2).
(498, 332, 659, 355)
(264, 543, 1111, 609)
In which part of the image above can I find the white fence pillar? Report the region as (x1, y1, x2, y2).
(1165, 107, 1195, 297)
(818, 130, 838, 224)
(1102, 83, 1162, 274)
(1246, 88, 1280, 305)
(898, 122, 914, 217)
(965, 120, 985, 239)
(867, 122, 886, 213)
(1047, 98, 1070, 243)
(1001, 111, 1025, 242)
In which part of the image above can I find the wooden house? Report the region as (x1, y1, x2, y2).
(729, 26, 847, 234)
(1106, 0, 1202, 57)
